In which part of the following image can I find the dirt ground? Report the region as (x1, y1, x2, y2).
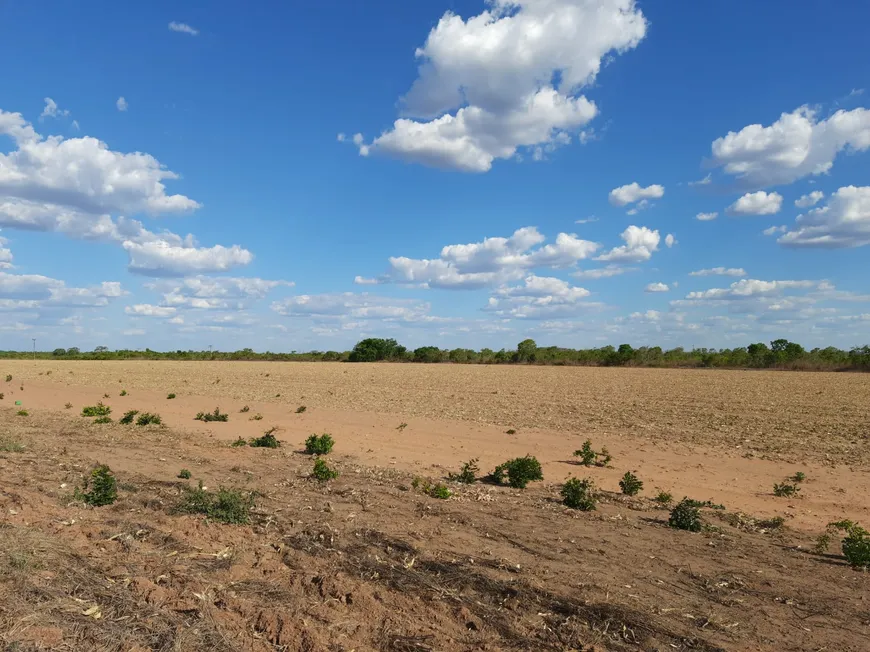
(1, 361, 868, 651)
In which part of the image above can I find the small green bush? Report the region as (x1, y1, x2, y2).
(119, 409, 139, 425)
(0, 439, 24, 453)
(231, 437, 248, 447)
(448, 458, 480, 484)
(296, 406, 307, 414)
(305, 433, 335, 455)
(573, 440, 611, 467)
(82, 402, 111, 417)
(619, 471, 644, 496)
(250, 413, 263, 421)
(167, 393, 176, 399)
(312, 458, 339, 482)
(488, 455, 543, 489)
(178, 469, 192, 479)
(94, 415, 112, 424)
(16, 409, 28, 417)
(561, 477, 596, 510)
(791, 471, 806, 483)
(250, 428, 280, 448)
(177, 481, 254, 524)
(669, 498, 702, 532)
(120, 390, 127, 397)
(773, 482, 800, 498)
(195, 407, 228, 422)
(818, 520, 870, 569)
(239, 405, 250, 413)
(654, 490, 673, 505)
(427, 483, 452, 499)
(5, 374, 11, 382)
(505, 429, 516, 435)
(136, 412, 162, 426)
(77, 465, 118, 507)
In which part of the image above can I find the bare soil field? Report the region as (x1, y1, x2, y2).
(1, 361, 869, 651)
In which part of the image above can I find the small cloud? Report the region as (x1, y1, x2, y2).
(354, 276, 382, 286)
(169, 21, 199, 36)
(40, 97, 70, 120)
(645, 282, 669, 293)
(71, 120, 80, 130)
(116, 96, 128, 112)
(352, 133, 364, 146)
(794, 190, 824, 208)
(575, 216, 598, 224)
(336, 133, 346, 142)
(727, 191, 783, 216)
(665, 234, 676, 248)
(695, 211, 718, 222)
(763, 225, 787, 236)
(688, 173, 712, 187)
(850, 88, 865, 97)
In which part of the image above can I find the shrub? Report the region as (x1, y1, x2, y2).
(196, 407, 229, 422)
(0, 393, 3, 400)
(561, 477, 596, 510)
(250, 413, 263, 421)
(94, 416, 112, 424)
(488, 455, 543, 489)
(5, 374, 11, 382)
(773, 482, 800, 498)
(120, 390, 127, 397)
(619, 471, 644, 496)
(448, 458, 480, 484)
(136, 412, 162, 426)
(177, 481, 254, 524)
(669, 499, 702, 532)
(77, 465, 118, 507)
(82, 402, 111, 417)
(654, 490, 673, 505)
(681, 498, 725, 510)
(791, 471, 806, 483)
(178, 469, 192, 479)
(427, 483, 452, 499)
(0, 438, 24, 452)
(573, 440, 611, 467)
(815, 520, 870, 568)
(231, 437, 248, 447)
(16, 410, 28, 417)
(250, 428, 280, 448)
(296, 406, 307, 414)
(505, 429, 516, 435)
(239, 405, 250, 413)
(305, 433, 335, 455)
(64, 402, 72, 409)
(312, 458, 339, 483)
(167, 393, 176, 399)
(103, 393, 110, 399)
(396, 422, 407, 431)
(119, 409, 139, 425)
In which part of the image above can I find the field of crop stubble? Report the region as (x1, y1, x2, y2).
(1, 360, 868, 650)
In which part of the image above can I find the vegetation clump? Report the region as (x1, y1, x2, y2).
(448, 458, 480, 484)
(487, 455, 543, 489)
(119, 409, 139, 424)
(654, 490, 673, 506)
(64, 402, 72, 409)
(177, 481, 254, 524)
(296, 406, 307, 414)
(312, 458, 339, 482)
(791, 471, 806, 483)
(305, 433, 335, 455)
(82, 402, 111, 417)
(505, 429, 516, 435)
(573, 440, 611, 467)
(0, 392, 4, 400)
(16, 409, 28, 417)
(5, 374, 11, 382)
(816, 520, 870, 568)
(196, 407, 229, 422)
(167, 393, 176, 399)
(94, 416, 112, 424)
(561, 477, 597, 510)
(76, 465, 118, 507)
(250, 413, 263, 421)
(178, 469, 192, 479)
(250, 428, 280, 448)
(136, 412, 162, 426)
(619, 471, 644, 496)
(120, 390, 127, 396)
(669, 498, 703, 532)
(231, 437, 248, 447)
(412, 477, 452, 499)
(773, 481, 800, 498)
(239, 405, 250, 413)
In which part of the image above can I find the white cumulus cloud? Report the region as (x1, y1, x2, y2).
(169, 22, 199, 36)
(40, 98, 69, 120)
(690, 267, 747, 278)
(727, 191, 783, 216)
(645, 282, 669, 293)
(123, 241, 254, 277)
(116, 96, 128, 112)
(485, 275, 599, 318)
(795, 190, 824, 208)
(358, 0, 648, 172)
(596, 226, 661, 263)
(778, 185, 870, 248)
(695, 211, 718, 221)
(608, 182, 665, 207)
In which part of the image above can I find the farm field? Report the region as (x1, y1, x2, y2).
(1, 361, 869, 650)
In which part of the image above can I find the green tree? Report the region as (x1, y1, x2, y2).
(349, 338, 402, 362)
(516, 339, 538, 363)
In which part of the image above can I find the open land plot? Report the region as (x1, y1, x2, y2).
(0, 361, 868, 650)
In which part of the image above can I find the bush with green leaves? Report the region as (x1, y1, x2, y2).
(239, 405, 250, 413)
(817, 520, 870, 568)
(488, 455, 543, 489)
(177, 481, 254, 524)
(561, 477, 596, 511)
(448, 458, 480, 484)
(250, 428, 280, 448)
(773, 481, 800, 498)
(412, 477, 452, 499)
(77, 465, 118, 507)
(82, 402, 111, 417)
(196, 407, 228, 422)
(250, 413, 263, 421)
(619, 471, 644, 496)
(167, 393, 176, 399)
(231, 437, 248, 447)
(791, 471, 806, 483)
(5, 374, 11, 382)
(572, 440, 611, 467)
(669, 498, 702, 532)
(16, 409, 28, 417)
(312, 458, 339, 483)
(296, 406, 307, 414)
(178, 469, 192, 479)
(654, 490, 673, 506)
(305, 433, 335, 455)
(120, 390, 127, 396)
(94, 416, 112, 424)
(119, 409, 139, 424)
(136, 412, 162, 426)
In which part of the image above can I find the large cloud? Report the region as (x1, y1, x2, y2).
(727, 191, 783, 216)
(145, 275, 293, 310)
(485, 275, 598, 318)
(710, 106, 870, 187)
(778, 186, 870, 248)
(357, 0, 647, 172)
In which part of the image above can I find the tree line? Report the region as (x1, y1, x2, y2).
(1, 339, 869, 371)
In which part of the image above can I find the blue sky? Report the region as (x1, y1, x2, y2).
(1, 0, 869, 352)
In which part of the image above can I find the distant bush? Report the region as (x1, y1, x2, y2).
(239, 405, 250, 413)
(488, 455, 543, 489)
(573, 440, 611, 467)
(167, 393, 176, 399)
(177, 481, 254, 524)
(773, 482, 800, 498)
(654, 490, 673, 505)
(448, 458, 480, 484)
(231, 437, 248, 447)
(312, 458, 339, 483)
(119, 409, 139, 425)
(817, 520, 870, 569)
(561, 477, 596, 510)
(64, 402, 72, 409)
(178, 469, 192, 479)
(250, 413, 263, 421)
(790, 471, 806, 483)
(505, 429, 516, 435)
(82, 402, 111, 417)
(16, 410, 28, 417)
(305, 433, 335, 455)
(669, 498, 702, 532)
(77, 465, 118, 507)
(250, 428, 280, 448)
(94, 416, 112, 424)
(120, 390, 127, 397)
(296, 406, 307, 414)
(137, 412, 162, 426)
(0, 393, 4, 400)
(396, 422, 407, 431)
(195, 407, 228, 422)
(412, 477, 452, 499)
(5, 374, 11, 382)
(619, 471, 644, 496)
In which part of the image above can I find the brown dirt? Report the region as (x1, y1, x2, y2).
(0, 362, 869, 650)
